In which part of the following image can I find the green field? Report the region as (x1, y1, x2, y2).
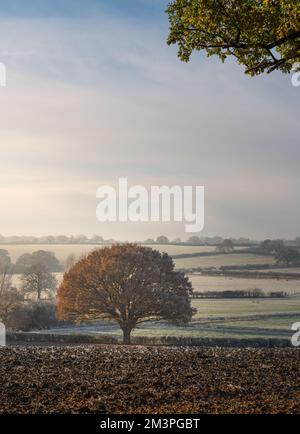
(189, 274, 300, 294)
(174, 253, 275, 269)
(123, 297, 300, 339)
(39, 296, 300, 341)
(5, 243, 300, 341)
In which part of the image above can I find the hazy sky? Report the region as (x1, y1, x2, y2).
(0, 0, 299, 240)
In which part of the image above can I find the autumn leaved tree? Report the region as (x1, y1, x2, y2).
(166, 0, 300, 75)
(57, 244, 195, 344)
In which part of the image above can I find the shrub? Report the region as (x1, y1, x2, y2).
(6, 301, 59, 331)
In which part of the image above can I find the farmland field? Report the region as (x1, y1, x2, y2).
(12, 270, 300, 296)
(189, 274, 300, 294)
(34, 296, 300, 340)
(1, 346, 299, 414)
(5, 243, 300, 342)
(1, 243, 219, 263)
(2, 244, 275, 273)
(0, 244, 109, 262)
(174, 253, 275, 269)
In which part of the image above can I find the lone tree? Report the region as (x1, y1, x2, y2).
(57, 244, 195, 344)
(21, 263, 57, 300)
(166, 0, 300, 75)
(274, 246, 300, 265)
(156, 235, 170, 244)
(259, 239, 284, 254)
(216, 239, 234, 253)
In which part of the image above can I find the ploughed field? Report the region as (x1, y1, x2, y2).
(0, 346, 299, 414)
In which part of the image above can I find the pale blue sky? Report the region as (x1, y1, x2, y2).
(0, 0, 298, 240)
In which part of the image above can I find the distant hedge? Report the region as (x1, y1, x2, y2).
(6, 332, 292, 348)
(6, 332, 118, 345)
(132, 336, 293, 348)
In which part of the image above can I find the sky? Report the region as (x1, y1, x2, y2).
(0, 0, 299, 241)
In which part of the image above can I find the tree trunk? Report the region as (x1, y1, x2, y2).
(122, 328, 131, 345)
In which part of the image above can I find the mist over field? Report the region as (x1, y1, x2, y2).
(0, 1, 299, 241)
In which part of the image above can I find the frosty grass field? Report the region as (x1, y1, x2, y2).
(38, 296, 300, 341)
(3, 243, 300, 341)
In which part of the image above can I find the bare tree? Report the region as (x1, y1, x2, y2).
(21, 263, 58, 301)
(0, 263, 23, 324)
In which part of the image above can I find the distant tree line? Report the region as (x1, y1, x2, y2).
(1, 234, 300, 248)
(0, 234, 258, 246)
(143, 236, 253, 246)
(191, 290, 287, 299)
(0, 234, 106, 245)
(0, 249, 63, 274)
